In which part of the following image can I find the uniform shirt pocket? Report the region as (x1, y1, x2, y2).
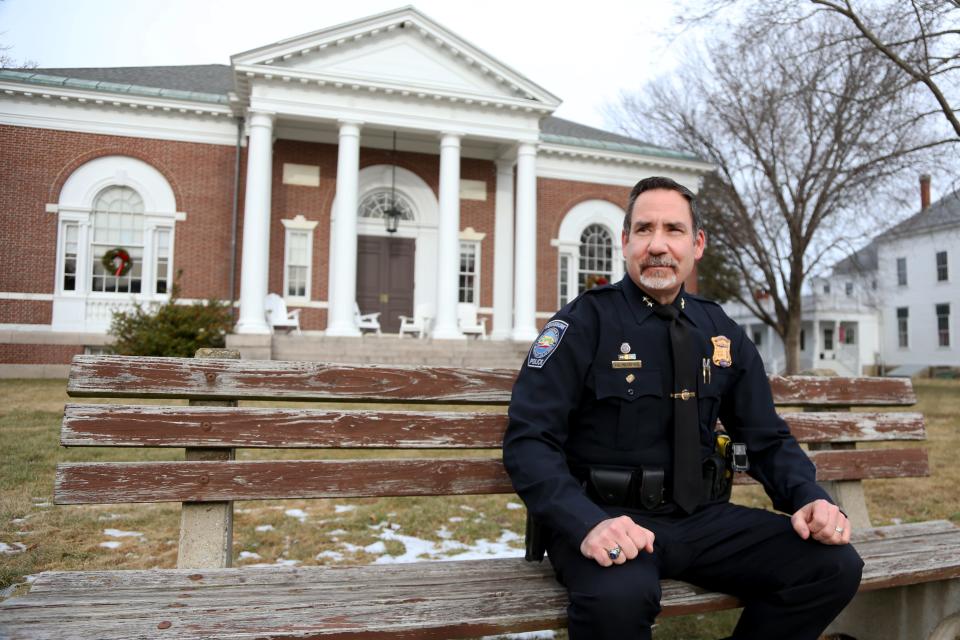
(594, 368, 662, 449)
(698, 368, 734, 433)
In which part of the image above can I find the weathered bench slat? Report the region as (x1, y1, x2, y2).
(67, 355, 517, 404)
(66, 356, 916, 406)
(61, 404, 925, 448)
(61, 404, 509, 448)
(54, 448, 928, 504)
(4, 523, 958, 639)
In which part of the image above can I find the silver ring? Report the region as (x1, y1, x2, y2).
(607, 545, 622, 560)
(835, 526, 844, 534)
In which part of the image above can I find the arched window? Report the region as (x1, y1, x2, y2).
(578, 224, 613, 293)
(358, 190, 415, 221)
(90, 186, 145, 293)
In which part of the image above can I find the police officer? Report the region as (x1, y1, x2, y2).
(502, 176, 863, 640)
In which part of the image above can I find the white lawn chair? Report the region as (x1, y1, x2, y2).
(354, 302, 382, 335)
(457, 303, 486, 339)
(398, 303, 433, 338)
(265, 293, 301, 335)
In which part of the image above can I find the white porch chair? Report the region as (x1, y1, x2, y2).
(354, 302, 382, 335)
(457, 303, 486, 339)
(264, 293, 301, 335)
(398, 303, 434, 339)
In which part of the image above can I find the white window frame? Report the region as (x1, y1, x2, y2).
(553, 199, 626, 310)
(936, 251, 949, 282)
(896, 257, 908, 286)
(897, 307, 909, 349)
(936, 303, 951, 348)
(281, 215, 319, 303)
(458, 227, 486, 306)
(51, 155, 184, 333)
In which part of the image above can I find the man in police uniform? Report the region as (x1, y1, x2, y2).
(502, 177, 863, 640)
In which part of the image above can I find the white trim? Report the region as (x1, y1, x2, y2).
(281, 223, 316, 303)
(458, 239, 481, 305)
(0, 292, 55, 301)
(0, 86, 238, 146)
(537, 147, 709, 189)
(459, 226, 486, 242)
(555, 199, 626, 307)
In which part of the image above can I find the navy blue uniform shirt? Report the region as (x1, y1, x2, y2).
(502, 276, 832, 547)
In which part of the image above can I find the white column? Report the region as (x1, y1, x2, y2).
(235, 111, 275, 335)
(511, 142, 538, 342)
(432, 132, 465, 340)
(491, 158, 515, 340)
(325, 120, 363, 337)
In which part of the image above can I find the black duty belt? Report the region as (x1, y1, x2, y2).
(579, 458, 733, 511)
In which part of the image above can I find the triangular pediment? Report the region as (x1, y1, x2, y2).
(231, 6, 560, 107)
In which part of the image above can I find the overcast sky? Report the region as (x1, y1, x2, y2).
(0, 0, 687, 130)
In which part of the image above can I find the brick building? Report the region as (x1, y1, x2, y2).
(0, 7, 710, 374)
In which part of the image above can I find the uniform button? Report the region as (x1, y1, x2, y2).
(627, 389, 635, 395)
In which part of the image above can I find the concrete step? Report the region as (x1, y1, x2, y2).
(266, 335, 531, 369)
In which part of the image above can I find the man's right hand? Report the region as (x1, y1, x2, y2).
(580, 515, 655, 567)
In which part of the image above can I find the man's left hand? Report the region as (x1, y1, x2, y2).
(791, 499, 851, 545)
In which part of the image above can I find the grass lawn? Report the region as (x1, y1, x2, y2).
(1, 377, 957, 639)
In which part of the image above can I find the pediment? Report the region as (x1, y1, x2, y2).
(231, 7, 560, 107)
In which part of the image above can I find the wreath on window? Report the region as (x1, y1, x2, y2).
(101, 247, 133, 277)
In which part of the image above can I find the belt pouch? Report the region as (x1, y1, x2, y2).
(589, 468, 633, 506)
(639, 468, 664, 509)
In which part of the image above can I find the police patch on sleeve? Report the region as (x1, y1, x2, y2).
(528, 319, 569, 369)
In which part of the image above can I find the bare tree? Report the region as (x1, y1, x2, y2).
(609, 15, 954, 373)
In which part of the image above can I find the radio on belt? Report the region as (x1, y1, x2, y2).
(732, 443, 749, 472)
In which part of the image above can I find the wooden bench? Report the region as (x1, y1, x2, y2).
(2, 351, 959, 639)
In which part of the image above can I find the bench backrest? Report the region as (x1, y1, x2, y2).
(57, 353, 926, 567)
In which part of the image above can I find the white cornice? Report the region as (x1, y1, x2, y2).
(0, 81, 235, 118)
(539, 142, 714, 173)
(234, 64, 553, 115)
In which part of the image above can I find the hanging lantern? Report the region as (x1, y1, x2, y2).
(385, 131, 401, 234)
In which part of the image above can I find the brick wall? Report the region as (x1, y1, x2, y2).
(0, 299, 52, 324)
(536, 177, 631, 313)
(0, 344, 83, 364)
(0, 124, 240, 302)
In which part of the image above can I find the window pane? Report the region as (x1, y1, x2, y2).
(559, 254, 570, 307)
(897, 307, 909, 348)
(358, 190, 415, 221)
(459, 242, 479, 304)
(936, 251, 948, 282)
(578, 224, 613, 293)
(155, 229, 170, 295)
(91, 186, 145, 294)
(897, 257, 907, 286)
(63, 224, 78, 291)
(937, 303, 950, 347)
(824, 327, 834, 350)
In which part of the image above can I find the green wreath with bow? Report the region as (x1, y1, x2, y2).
(101, 247, 133, 277)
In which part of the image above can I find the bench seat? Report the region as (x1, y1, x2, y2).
(4, 521, 959, 639)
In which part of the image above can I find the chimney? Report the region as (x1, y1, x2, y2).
(920, 174, 931, 210)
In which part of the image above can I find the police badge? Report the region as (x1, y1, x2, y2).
(711, 335, 733, 367)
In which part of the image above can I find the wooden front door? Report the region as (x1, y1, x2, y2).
(357, 236, 415, 333)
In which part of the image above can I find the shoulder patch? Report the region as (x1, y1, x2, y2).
(527, 319, 569, 369)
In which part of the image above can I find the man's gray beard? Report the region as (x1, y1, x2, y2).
(638, 270, 678, 291)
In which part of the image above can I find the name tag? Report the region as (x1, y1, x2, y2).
(611, 361, 643, 369)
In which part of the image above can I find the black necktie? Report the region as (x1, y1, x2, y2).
(652, 302, 701, 514)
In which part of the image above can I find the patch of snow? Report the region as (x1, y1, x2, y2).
(436, 526, 453, 540)
(0, 542, 27, 555)
(238, 551, 262, 560)
(103, 528, 143, 538)
(328, 528, 347, 536)
(364, 541, 387, 554)
(97, 514, 119, 521)
(247, 558, 301, 568)
(284, 509, 308, 522)
(506, 502, 524, 510)
(10, 518, 26, 524)
(448, 516, 464, 523)
(459, 505, 476, 512)
(334, 505, 356, 514)
(254, 524, 274, 532)
(32, 502, 51, 509)
(341, 542, 363, 553)
(315, 550, 344, 561)
(99, 541, 121, 549)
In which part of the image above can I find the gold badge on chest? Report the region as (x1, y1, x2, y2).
(711, 335, 732, 367)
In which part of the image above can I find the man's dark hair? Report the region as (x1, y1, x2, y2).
(623, 176, 702, 235)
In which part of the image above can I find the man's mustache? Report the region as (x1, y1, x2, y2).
(641, 256, 678, 268)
